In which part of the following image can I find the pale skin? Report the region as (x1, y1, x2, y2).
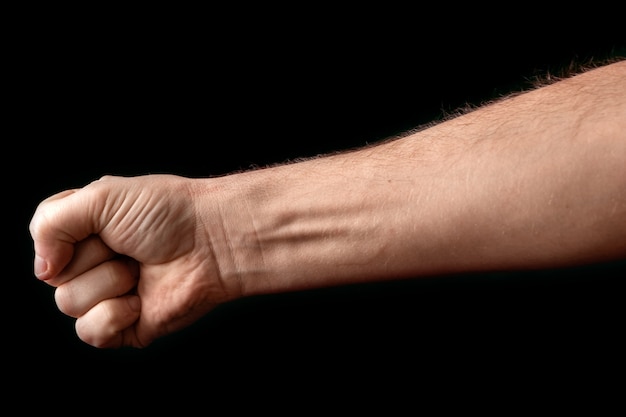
(29, 60, 626, 349)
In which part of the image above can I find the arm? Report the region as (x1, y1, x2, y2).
(29, 60, 626, 348)
(215, 60, 626, 296)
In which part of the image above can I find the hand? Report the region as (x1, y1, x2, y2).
(29, 174, 233, 348)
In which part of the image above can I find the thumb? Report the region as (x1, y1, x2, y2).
(29, 186, 103, 281)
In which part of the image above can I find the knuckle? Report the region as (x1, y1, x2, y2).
(74, 298, 136, 349)
(75, 318, 112, 349)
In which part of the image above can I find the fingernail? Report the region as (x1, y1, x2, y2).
(128, 295, 141, 312)
(34, 255, 48, 279)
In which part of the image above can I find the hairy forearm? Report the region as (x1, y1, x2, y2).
(197, 61, 626, 298)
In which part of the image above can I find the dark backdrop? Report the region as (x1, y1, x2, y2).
(9, 9, 626, 408)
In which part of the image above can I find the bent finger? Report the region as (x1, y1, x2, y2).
(55, 257, 139, 318)
(29, 182, 111, 281)
(47, 235, 117, 287)
(75, 295, 142, 349)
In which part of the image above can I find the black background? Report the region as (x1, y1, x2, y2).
(8, 7, 626, 409)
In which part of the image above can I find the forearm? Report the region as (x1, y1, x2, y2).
(198, 61, 626, 298)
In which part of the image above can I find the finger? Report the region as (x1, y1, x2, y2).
(75, 295, 142, 349)
(55, 257, 139, 318)
(40, 189, 79, 203)
(46, 235, 117, 287)
(29, 181, 109, 281)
